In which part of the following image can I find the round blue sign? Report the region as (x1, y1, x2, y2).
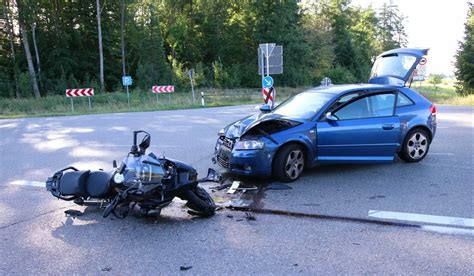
(262, 76, 274, 89)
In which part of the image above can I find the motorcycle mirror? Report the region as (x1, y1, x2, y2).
(139, 134, 151, 153)
(112, 160, 117, 168)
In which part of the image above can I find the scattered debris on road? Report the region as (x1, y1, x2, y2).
(227, 181, 241, 194)
(245, 212, 256, 221)
(64, 209, 83, 218)
(101, 267, 112, 272)
(180, 266, 193, 271)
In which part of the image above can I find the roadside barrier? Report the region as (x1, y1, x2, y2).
(66, 88, 94, 112)
(152, 85, 175, 103)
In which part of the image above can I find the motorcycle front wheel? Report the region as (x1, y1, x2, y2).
(182, 186, 216, 217)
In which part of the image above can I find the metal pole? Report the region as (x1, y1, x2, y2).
(156, 92, 159, 104)
(168, 93, 171, 104)
(261, 48, 265, 103)
(88, 97, 91, 111)
(126, 85, 130, 109)
(266, 43, 270, 77)
(70, 98, 74, 113)
(190, 75, 195, 104)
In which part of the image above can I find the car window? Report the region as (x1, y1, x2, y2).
(327, 91, 363, 113)
(334, 93, 395, 120)
(370, 54, 417, 80)
(272, 92, 333, 120)
(397, 92, 414, 107)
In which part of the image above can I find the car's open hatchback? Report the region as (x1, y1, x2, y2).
(369, 48, 429, 87)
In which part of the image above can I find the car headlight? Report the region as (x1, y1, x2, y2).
(234, 140, 265, 150)
(217, 128, 225, 136)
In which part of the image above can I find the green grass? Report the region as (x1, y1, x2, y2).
(1, 84, 472, 119)
(0, 87, 305, 119)
(411, 83, 474, 106)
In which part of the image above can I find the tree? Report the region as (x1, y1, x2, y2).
(428, 74, 443, 89)
(455, 2, 474, 96)
(17, 0, 41, 98)
(96, 0, 105, 92)
(377, 1, 407, 51)
(2, 0, 20, 98)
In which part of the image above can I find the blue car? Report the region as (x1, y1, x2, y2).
(214, 48, 437, 182)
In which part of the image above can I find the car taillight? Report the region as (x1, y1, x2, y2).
(430, 104, 437, 115)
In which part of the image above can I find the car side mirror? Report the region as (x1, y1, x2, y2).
(325, 112, 338, 121)
(259, 104, 271, 113)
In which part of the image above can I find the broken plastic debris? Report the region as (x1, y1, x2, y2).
(227, 181, 241, 194)
(245, 212, 256, 221)
(180, 266, 192, 271)
(64, 209, 83, 217)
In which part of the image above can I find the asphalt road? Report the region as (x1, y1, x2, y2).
(0, 105, 472, 274)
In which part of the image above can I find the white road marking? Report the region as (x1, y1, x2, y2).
(421, 226, 474, 236)
(368, 210, 474, 228)
(429, 152, 455, 156)
(9, 180, 45, 188)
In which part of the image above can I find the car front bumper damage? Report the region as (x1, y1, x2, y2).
(213, 137, 274, 177)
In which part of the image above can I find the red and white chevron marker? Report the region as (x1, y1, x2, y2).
(152, 85, 175, 93)
(66, 88, 94, 97)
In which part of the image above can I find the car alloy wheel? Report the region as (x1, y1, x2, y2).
(285, 149, 304, 180)
(407, 131, 428, 160)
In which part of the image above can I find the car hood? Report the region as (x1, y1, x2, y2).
(224, 112, 303, 139)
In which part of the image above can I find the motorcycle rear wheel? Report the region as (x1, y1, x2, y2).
(182, 186, 216, 217)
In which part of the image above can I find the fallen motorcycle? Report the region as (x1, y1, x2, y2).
(46, 130, 216, 218)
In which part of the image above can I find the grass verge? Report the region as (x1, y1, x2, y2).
(0, 87, 305, 119)
(412, 84, 474, 106)
(1, 85, 472, 119)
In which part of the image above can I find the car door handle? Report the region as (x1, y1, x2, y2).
(382, 124, 395, 130)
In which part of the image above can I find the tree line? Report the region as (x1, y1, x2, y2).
(455, 2, 474, 96)
(0, 0, 409, 99)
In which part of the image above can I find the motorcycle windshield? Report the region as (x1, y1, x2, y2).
(123, 155, 165, 183)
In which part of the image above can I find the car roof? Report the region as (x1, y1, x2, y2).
(303, 83, 398, 95)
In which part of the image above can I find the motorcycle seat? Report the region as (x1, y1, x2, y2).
(86, 171, 112, 198)
(59, 170, 90, 197)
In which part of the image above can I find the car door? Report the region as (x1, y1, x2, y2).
(316, 92, 401, 163)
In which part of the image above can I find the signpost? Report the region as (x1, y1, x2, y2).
(258, 43, 283, 108)
(122, 76, 132, 109)
(188, 69, 196, 104)
(66, 88, 94, 112)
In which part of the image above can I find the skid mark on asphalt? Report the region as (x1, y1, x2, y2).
(0, 205, 74, 230)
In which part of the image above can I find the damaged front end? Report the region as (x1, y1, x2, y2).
(213, 116, 302, 176)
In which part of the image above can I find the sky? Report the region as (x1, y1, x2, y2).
(352, 0, 471, 76)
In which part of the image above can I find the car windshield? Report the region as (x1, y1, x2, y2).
(272, 92, 333, 120)
(370, 53, 417, 80)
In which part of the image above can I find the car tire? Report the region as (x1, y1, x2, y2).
(273, 143, 305, 183)
(399, 128, 431, 163)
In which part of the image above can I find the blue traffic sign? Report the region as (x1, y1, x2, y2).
(262, 76, 274, 89)
(122, 76, 133, 86)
